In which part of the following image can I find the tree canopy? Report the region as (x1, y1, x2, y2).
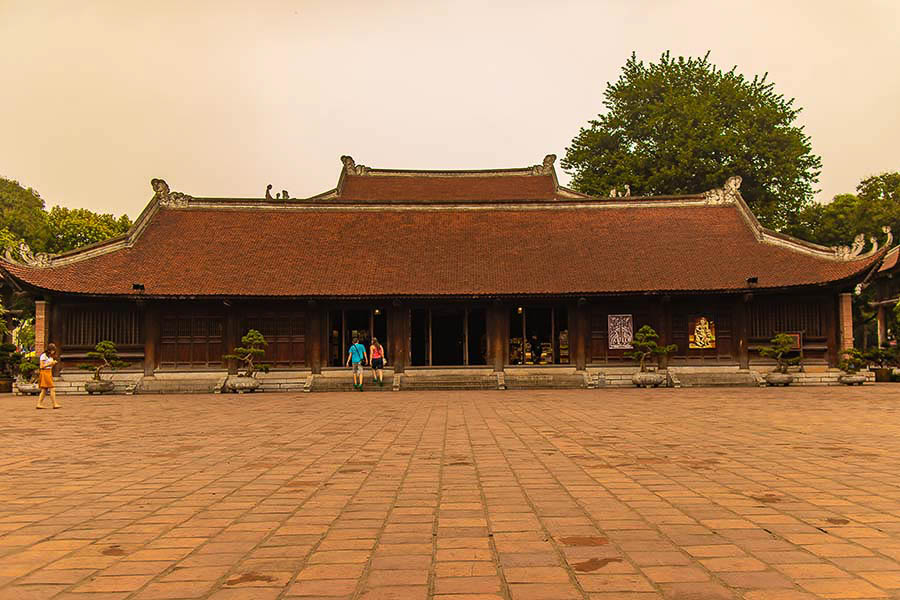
(0, 177, 131, 257)
(562, 52, 822, 230)
(45, 206, 132, 254)
(785, 172, 900, 247)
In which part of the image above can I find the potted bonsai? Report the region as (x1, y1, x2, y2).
(15, 354, 40, 395)
(759, 333, 801, 386)
(224, 329, 270, 393)
(625, 325, 677, 388)
(0, 344, 24, 393)
(838, 348, 867, 386)
(864, 346, 896, 383)
(80, 340, 128, 394)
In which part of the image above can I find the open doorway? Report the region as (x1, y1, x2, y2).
(467, 309, 487, 365)
(432, 308, 464, 365)
(411, 309, 429, 366)
(509, 305, 568, 365)
(327, 308, 389, 367)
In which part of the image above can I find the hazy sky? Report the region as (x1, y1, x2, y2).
(2, 1, 898, 217)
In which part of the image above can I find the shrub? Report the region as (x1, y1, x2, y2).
(839, 348, 867, 374)
(624, 325, 677, 372)
(758, 333, 802, 374)
(79, 341, 128, 381)
(224, 329, 271, 378)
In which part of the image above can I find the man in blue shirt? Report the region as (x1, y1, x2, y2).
(346, 336, 368, 390)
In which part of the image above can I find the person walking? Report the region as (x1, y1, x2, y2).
(346, 336, 368, 391)
(369, 337, 387, 387)
(37, 343, 61, 409)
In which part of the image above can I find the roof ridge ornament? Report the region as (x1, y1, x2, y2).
(341, 155, 369, 176)
(833, 226, 892, 260)
(531, 154, 556, 176)
(4, 241, 51, 268)
(151, 178, 192, 208)
(704, 176, 742, 204)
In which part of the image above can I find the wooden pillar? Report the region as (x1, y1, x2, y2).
(877, 305, 887, 348)
(388, 303, 409, 374)
(486, 301, 508, 372)
(143, 303, 160, 376)
(34, 299, 49, 356)
(48, 301, 64, 376)
(574, 299, 589, 371)
(824, 294, 838, 368)
(839, 292, 854, 351)
(225, 302, 239, 375)
(306, 302, 322, 374)
(657, 296, 672, 369)
(735, 294, 750, 369)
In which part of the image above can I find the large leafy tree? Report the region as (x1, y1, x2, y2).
(45, 206, 132, 254)
(0, 177, 50, 251)
(563, 52, 822, 229)
(785, 172, 900, 247)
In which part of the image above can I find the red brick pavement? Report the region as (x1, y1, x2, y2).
(2, 386, 900, 599)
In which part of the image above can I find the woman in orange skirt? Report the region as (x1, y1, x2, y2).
(37, 343, 60, 409)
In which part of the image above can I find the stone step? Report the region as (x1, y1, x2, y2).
(675, 372, 758, 387)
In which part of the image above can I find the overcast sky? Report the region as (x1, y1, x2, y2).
(2, 0, 898, 217)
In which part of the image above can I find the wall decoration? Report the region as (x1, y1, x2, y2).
(689, 316, 716, 349)
(608, 314, 634, 349)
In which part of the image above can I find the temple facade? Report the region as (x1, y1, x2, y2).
(1, 155, 892, 388)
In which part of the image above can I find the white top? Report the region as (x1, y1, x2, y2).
(39, 353, 55, 370)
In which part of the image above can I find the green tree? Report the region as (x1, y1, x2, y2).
(784, 172, 900, 246)
(562, 52, 822, 229)
(0, 177, 50, 250)
(45, 206, 132, 254)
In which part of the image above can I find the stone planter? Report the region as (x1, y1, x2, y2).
(838, 374, 866, 386)
(15, 381, 40, 395)
(85, 380, 115, 394)
(226, 375, 260, 393)
(632, 372, 665, 388)
(873, 367, 893, 383)
(765, 372, 794, 387)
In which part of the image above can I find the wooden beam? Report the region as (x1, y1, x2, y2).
(839, 292, 854, 351)
(143, 303, 160, 376)
(736, 294, 750, 369)
(306, 304, 322, 375)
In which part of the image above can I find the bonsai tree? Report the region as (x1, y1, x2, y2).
(224, 329, 271, 378)
(0, 343, 23, 379)
(79, 340, 128, 381)
(18, 356, 39, 383)
(624, 325, 677, 372)
(839, 348, 868, 374)
(758, 333, 802, 373)
(865, 346, 897, 369)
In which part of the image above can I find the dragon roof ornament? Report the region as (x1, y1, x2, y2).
(531, 154, 556, 176)
(4, 241, 51, 268)
(151, 178, 193, 208)
(833, 226, 892, 261)
(703, 176, 742, 204)
(340, 155, 370, 176)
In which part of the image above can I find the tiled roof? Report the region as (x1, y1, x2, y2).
(339, 172, 560, 202)
(1, 203, 883, 298)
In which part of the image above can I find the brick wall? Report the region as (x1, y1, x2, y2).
(839, 293, 854, 350)
(35, 300, 47, 355)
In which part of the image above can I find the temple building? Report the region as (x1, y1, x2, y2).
(1, 154, 893, 390)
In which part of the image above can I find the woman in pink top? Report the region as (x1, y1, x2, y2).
(369, 338, 387, 387)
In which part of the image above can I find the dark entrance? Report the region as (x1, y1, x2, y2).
(327, 308, 388, 367)
(509, 306, 569, 364)
(431, 308, 464, 365)
(411, 309, 429, 366)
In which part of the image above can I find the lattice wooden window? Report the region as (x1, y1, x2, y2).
(160, 315, 224, 368)
(244, 313, 306, 367)
(64, 309, 142, 347)
(750, 301, 822, 338)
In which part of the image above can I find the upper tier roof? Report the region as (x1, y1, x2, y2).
(0, 155, 892, 298)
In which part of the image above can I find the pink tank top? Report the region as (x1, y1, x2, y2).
(371, 345, 384, 359)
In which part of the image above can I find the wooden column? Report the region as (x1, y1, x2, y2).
(388, 304, 409, 374)
(306, 303, 322, 374)
(824, 294, 838, 368)
(574, 299, 589, 371)
(486, 301, 507, 372)
(49, 301, 64, 377)
(143, 303, 160, 376)
(839, 292, 854, 351)
(225, 302, 239, 375)
(657, 296, 672, 369)
(877, 305, 887, 348)
(735, 294, 751, 369)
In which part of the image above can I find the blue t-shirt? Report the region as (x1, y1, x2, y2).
(348, 343, 366, 364)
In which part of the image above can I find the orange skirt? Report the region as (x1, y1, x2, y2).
(39, 369, 54, 389)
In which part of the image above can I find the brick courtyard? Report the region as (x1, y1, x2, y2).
(2, 388, 900, 600)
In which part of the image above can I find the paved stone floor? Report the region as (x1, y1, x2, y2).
(2, 387, 900, 600)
